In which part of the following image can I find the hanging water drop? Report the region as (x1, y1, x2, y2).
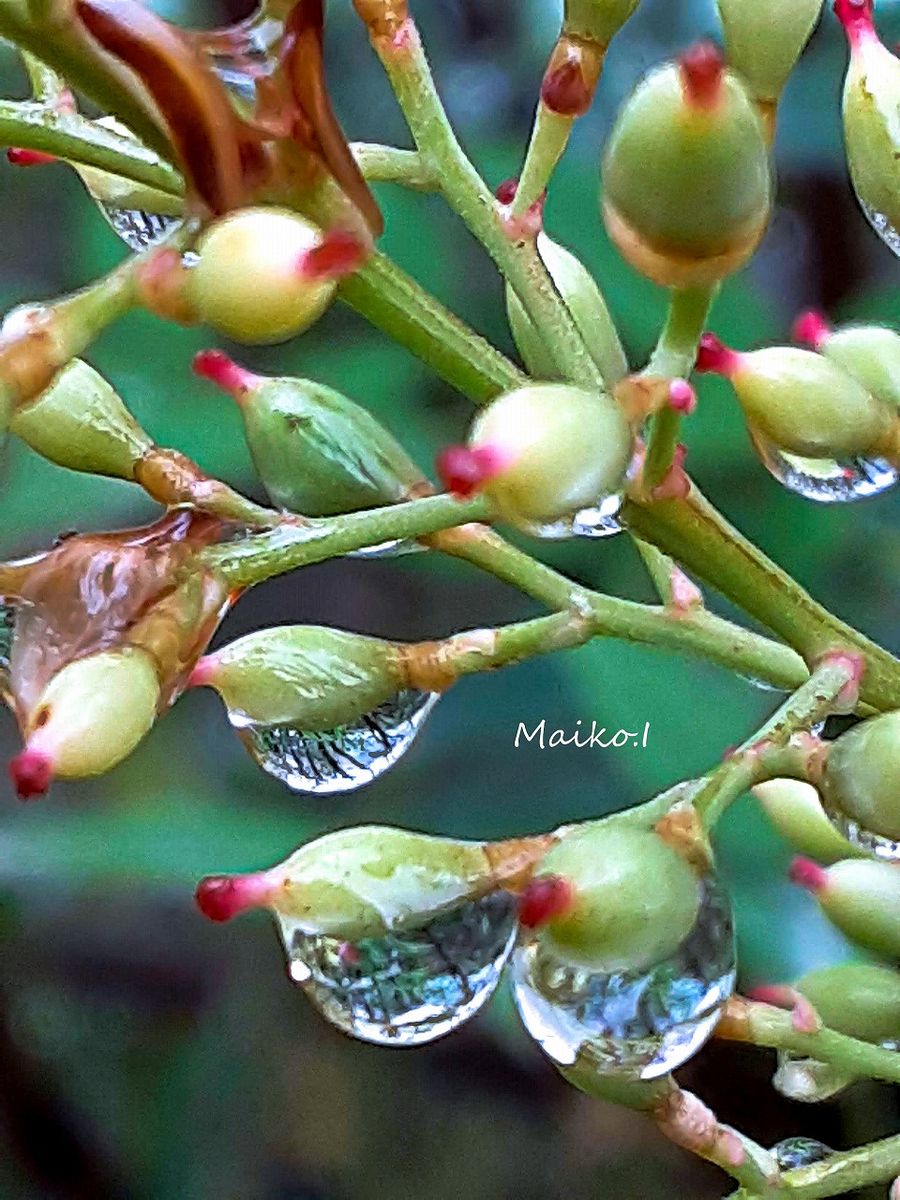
(522, 493, 626, 541)
(98, 207, 180, 254)
(278, 891, 518, 1045)
(347, 538, 426, 561)
(822, 808, 900, 862)
(198, 5, 285, 106)
(750, 428, 897, 503)
(860, 202, 900, 258)
(0, 601, 15, 703)
(511, 871, 735, 1079)
(231, 688, 440, 795)
(770, 1137, 834, 1170)
(772, 1052, 857, 1102)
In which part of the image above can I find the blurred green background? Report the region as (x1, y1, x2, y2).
(1, 1, 899, 1196)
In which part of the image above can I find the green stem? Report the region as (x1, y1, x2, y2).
(642, 284, 717, 489)
(624, 489, 900, 711)
(512, 106, 573, 215)
(730, 1135, 900, 1200)
(349, 142, 437, 191)
(339, 252, 525, 402)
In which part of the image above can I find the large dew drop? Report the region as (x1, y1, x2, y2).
(231, 688, 439, 795)
(278, 892, 518, 1046)
(750, 428, 897, 503)
(770, 1137, 834, 1170)
(860, 201, 900, 258)
(201, 8, 285, 106)
(0, 601, 14, 700)
(822, 803, 900, 863)
(523, 493, 625, 541)
(511, 872, 735, 1079)
(772, 1052, 857, 1102)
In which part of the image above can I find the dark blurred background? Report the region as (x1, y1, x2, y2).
(0, 1, 899, 1196)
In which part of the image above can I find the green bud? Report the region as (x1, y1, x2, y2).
(189, 208, 341, 344)
(530, 824, 701, 972)
(190, 625, 404, 731)
(696, 336, 898, 459)
(752, 778, 862, 864)
(796, 963, 900, 1044)
(11, 359, 152, 479)
(822, 711, 900, 842)
(10, 648, 160, 796)
(459, 383, 633, 528)
(795, 313, 900, 412)
(564, 0, 640, 46)
(506, 234, 628, 387)
(601, 44, 771, 287)
(717, 0, 824, 102)
(791, 857, 900, 960)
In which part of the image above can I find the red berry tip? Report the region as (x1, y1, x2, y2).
(298, 229, 366, 282)
(792, 310, 833, 350)
(7, 147, 58, 167)
(747, 984, 797, 1009)
(192, 350, 259, 397)
(678, 42, 725, 110)
(668, 378, 697, 415)
(195, 871, 279, 922)
(187, 655, 217, 689)
(541, 54, 592, 117)
(8, 748, 54, 800)
(495, 178, 519, 205)
(435, 444, 507, 498)
(789, 856, 830, 893)
(694, 332, 740, 377)
(519, 874, 574, 929)
(834, 0, 875, 45)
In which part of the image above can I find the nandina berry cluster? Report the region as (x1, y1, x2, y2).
(0, 0, 898, 1196)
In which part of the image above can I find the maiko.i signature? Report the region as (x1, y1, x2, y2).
(514, 720, 650, 749)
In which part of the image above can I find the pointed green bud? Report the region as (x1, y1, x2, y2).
(791, 857, 900, 959)
(524, 823, 702, 972)
(835, 0, 900, 244)
(8, 648, 160, 798)
(795, 963, 900, 1044)
(195, 825, 553, 936)
(506, 234, 628, 387)
(564, 0, 640, 46)
(189, 208, 365, 345)
(438, 383, 633, 529)
(794, 311, 900, 411)
(695, 335, 898, 459)
(752, 778, 862, 863)
(601, 43, 772, 287)
(190, 625, 405, 731)
(193, 350, 426, 515)
(717, 0, 824, 102)
(10, 359, 152, 479)
(821, 711, 900, 842)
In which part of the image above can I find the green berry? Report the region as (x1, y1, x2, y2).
(822, 711, 900, 841)
(11, 359, 151, 479)
(601, 44, 771, 287)
(796, 963, 900, 1044)
(717, 0, 824, 102)
(189, 208, 337, 344)
(533, 824, 702, 972)
(506, 234, 628, 387)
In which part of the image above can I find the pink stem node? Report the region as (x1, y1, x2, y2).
(694, 333, 742, 378)
(668, 378, 697, 415)
(650, 443, 690, 501)
(789, 856, 830, 894)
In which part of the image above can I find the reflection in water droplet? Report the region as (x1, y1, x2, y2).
(773, 1052, 856, 1102)
(98, 207, 181, 254)
(750, 428, 897, 503)
(347, 538, 426, 561)
(860, 201, 900, 257)
(277, 892, 518, 1046)
(770, 1137, 834, 1170)
(822, 804, 900, 863)
(0, 602, 14, 701)
(512, 873, 735, 1079)
(232, 689, 439, 795)
(524, 493, 625, 541)
(201, 9, 284, 106)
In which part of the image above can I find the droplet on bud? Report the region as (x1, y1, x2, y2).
(770, 1137, 834, 1170)
(773, 1053, 856, 1102)
(820, 711, 900, 859)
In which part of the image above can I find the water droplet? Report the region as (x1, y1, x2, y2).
(232, 688, 440, 795)
(750, 428, 897, 503)
(523, 493, 625, 540)
(200, 9, 285, 105)
(97, 207, 180, 254)
(770, 1137, 834, 1170)
(772, 1052, 856, 1102)
(860, 201, 900, 258)
(0, 601, 15, 702)
(821, 805, 900, 863)
(511, 872, 735, 1079)
(277, 891, 518, 1045)
(347, 538, 426, 561)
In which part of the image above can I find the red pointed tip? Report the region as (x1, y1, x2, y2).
(519, 874, 575, 929)
(792, 310, 833, 350)
(668, 378, 697, 415)
(8, 749, 54, 800)
(834, 0, 875, 46)
(541, 54, 592, 117)
(789, 856, 830, 893)
(678, 42, 725, 110)
(195, 871, 279, 922)
(187, 655, 217, 689)
(7, 147, 58, 167)
(495, 178, 519, 205)
(298, 229, 367, 282)
(192, 350, 259, 398)
(694, 332, 741, 377)
(435, 444, 508, 498)
(747, 984, 796, 1009)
